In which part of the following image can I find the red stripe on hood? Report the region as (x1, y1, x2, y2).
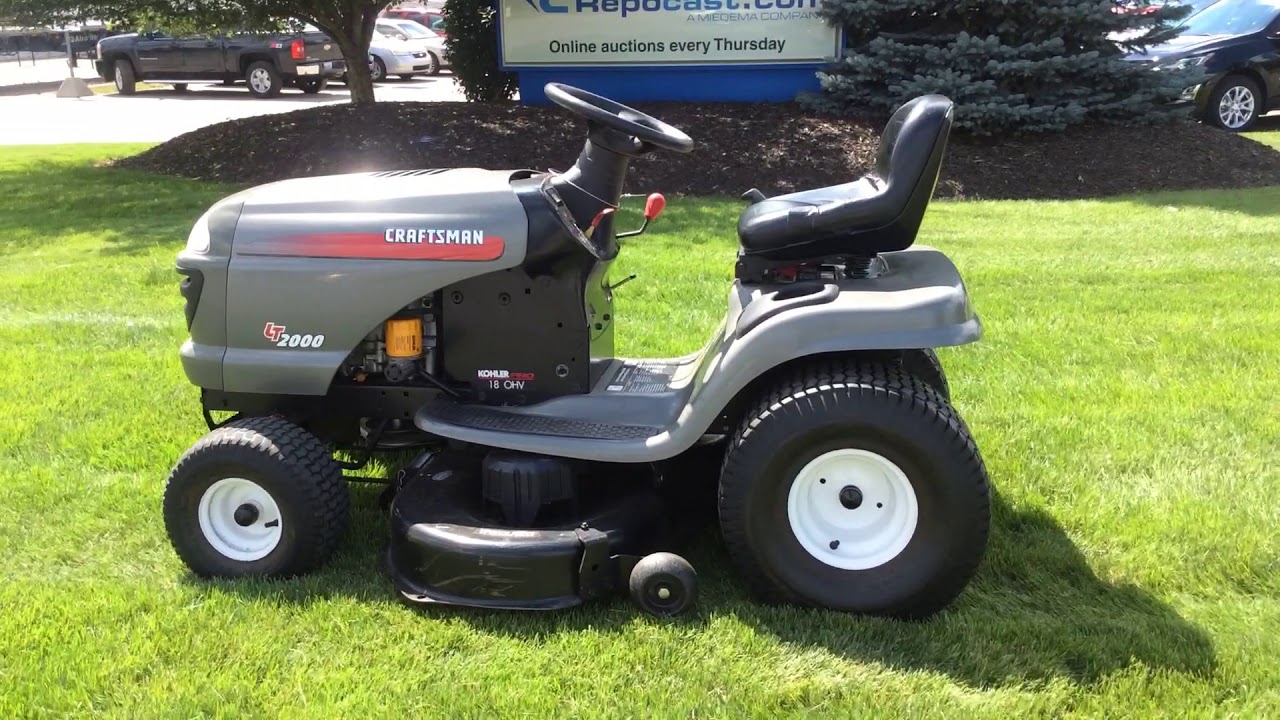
(244, 232, 505, 261)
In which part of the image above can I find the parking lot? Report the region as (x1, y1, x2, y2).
(0, 58, 468, 145)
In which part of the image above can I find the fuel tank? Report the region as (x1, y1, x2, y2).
(181, 168, 533, 395)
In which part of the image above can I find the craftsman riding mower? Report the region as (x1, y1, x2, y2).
(165, 84, 990, 618)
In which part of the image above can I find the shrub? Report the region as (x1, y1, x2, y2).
(443, 0, 518, 102)
(807, 0, 1199, 135)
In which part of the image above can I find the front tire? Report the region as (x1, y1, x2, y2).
(1205, 75, 1261, 131)
(163, 416, 349, 578)
(718, 361, 990, 619)
(424, 52, 440, 76)
(371, 57, 386, 82)
(245, 60, 283, 98)
(113, 59, 136, 95)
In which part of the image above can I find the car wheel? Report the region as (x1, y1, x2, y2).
(113, 59, 136, 95)
(371, 57, 386, 82)
(425, 52, 440, 76)
(172, 83, 188, 92)
(297, 78, 328, 94)
(1206, 75, 1261, 132)
(245, 60, 283, 98)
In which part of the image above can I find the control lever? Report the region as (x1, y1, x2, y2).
(742, 188, 768, 204)
(617, 193, 666, 238)
(585, 208, 615, 240)
(607, 274, 638, 292)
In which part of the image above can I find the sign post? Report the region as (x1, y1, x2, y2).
(57, 26, 94, 98)
(498, 0, 840, 103)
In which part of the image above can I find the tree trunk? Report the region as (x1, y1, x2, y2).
(335, 36, 373, 104)
(341, 42, 376, 104)
(307, 6, 381, 104)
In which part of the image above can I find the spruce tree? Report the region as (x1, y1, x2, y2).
(808, 0, 1197, 135)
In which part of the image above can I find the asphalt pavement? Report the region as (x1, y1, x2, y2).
(0, 66, 468, 145)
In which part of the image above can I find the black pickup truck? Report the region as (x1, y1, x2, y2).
(95, 30, 346, 98)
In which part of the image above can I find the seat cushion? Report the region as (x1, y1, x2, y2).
(737, 177, 895, 256)
(736, 95, 954, 261)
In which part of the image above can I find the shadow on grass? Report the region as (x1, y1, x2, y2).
(1109, 182, 1280, 217)
(0, 157, 233, 256)
(199, 481, 1215, 690)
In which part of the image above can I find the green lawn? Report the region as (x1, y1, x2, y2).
(1, 145, 1279, 718)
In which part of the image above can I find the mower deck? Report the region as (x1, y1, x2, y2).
(384, 450, 673, 610)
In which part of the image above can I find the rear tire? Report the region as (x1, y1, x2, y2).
(172, 83, 188, 92)
(371, 57, 386, 82)
(901, 348, 950, 401)
(163, 416, 349, 578)
(718, 360, 990, 619)
(113, 59, 136, 95)
(245, 60, 283, 98)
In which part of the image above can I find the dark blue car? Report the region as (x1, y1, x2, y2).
(1128, 0, 1280, 130)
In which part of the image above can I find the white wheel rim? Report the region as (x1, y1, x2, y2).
(114, 65, 123, 89)
(786, 449, 918, 570)
(197, 477, 283, 562)
(1218, 85, 1255, 129)
(372, 62, 383, 80)
(249, 68, 272, 94)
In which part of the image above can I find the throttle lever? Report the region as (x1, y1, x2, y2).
(742, 188, 768, 204)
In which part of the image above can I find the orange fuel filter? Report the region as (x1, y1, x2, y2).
(385, 317, 423, 359)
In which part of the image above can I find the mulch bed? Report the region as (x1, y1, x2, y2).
(116, 101, 1280, 200)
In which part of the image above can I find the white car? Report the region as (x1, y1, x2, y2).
(368, 26, 435, 81)
(374, 19, 448, 77)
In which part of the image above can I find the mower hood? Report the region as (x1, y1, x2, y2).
(224, 168, 530, 263)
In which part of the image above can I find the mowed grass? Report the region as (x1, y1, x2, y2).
(1, 144, 1279, 718)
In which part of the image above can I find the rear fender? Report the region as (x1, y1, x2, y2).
(680, 245, 980, 439)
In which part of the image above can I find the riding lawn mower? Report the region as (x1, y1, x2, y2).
(164, 84, 991, 618)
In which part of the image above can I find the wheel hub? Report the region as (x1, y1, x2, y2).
(250, 69, 271, 93)
(233, 503, 260, 527)
(1219, 86, 1255, 129)
(197, 477, 283, 562)
(786, 449, 919, 570)
(839, 485, 864, 509)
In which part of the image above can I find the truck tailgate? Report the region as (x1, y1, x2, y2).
(300, 32, 343, 62)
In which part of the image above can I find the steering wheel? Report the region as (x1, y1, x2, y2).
(544, 83, 694, 154)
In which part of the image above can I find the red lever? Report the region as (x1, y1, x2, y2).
(587, 208, 615, 238)
(644, 193, 666, 221)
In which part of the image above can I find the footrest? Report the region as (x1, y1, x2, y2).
(419, 401, 662, 441)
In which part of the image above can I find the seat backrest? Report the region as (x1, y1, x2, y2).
(870, 95, 954, 251)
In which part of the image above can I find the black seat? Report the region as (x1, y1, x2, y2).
(737, 95, 954, 261)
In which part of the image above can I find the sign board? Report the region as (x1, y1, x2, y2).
(499, 0, 840, 68)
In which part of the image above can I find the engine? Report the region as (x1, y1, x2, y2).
(340, 295, 438, 384)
